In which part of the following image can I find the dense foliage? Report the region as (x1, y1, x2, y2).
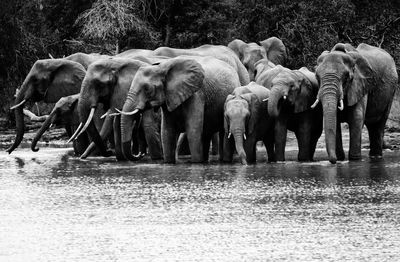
(1, 0, 399, 117)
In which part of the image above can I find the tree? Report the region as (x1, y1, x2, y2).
(75, 0, 155, 54)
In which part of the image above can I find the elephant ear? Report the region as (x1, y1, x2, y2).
(256, 65, 285, 89)
(47, 60, 86, 102)
(346, 51, 374, 107)
(293, 68, 318, 113)
(259, 37, 287, 65)
(240, 93, 260, 135)
(163, 58, 205, 112)
(227, 39, 247, 61)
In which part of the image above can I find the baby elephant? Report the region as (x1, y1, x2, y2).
(223, 82, 275, 164)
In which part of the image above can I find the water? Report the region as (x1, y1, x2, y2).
(1, 147, 400, 261)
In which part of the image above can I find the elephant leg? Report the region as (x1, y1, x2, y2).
(161, 110, 177, 164)
(244, 136, 257, 163)
(211, 133, 219, 155)
(274, 117, 287, 161)
(368, 100, 391, 158)
(113, 115, 125, 161)
(218, 131, 224, 161)
(263, 135, 276, 162)
(177, 133, 191, 156)
(336, 122, 345, 161)
(296, 118, 311, 162)
(201, 134, 212, 162)
(138, 126, 147, 155)
(222, 133, 234, 162)
(184, 96, 204, 163)
(142, 110, 163, 160)
(130, 120, 140, 155)
(348, 100, 366, 160)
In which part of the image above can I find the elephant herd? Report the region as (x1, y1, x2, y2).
(7, 38, 398, 165)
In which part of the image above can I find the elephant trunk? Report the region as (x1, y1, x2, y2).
(6, 84, 35, 154)
(320, 77, 342, 164)
(268, 85, 287, 118)
(77, 95, 110, 157)
(121, 94, 144, 161)
(31, 111, 57, 152)
(232, 129, 247, 165)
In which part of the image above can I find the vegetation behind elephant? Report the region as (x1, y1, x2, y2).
(227, 37, 287, 81)
(257, 65, 322, 161)
(153, 44, 250, 86)
(223, 82, 275, 165)
(30, 94, 104, 156)
(119, 55, 240, 163)
(74, 57, 162, 161)
(314, 43, 398, 164)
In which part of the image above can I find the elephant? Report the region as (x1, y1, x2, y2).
(257, 65, 322, 161)
(312, 43, 398, 164)
(72, 57, 163, 161)
(254, 58, 276, 81)
(227, 37, 287, 81)
(30, 94, 103, 156)
(65, 52, 110, 69)
(7, 58, 87, 154)
(119, 55, 240, 163)
(223, 82, 275, 165)
(153, 44, 250, 86)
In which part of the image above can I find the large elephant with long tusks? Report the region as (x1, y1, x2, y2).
(119, 56, 240, 163)
(72, 57, 162, 161)
(313, 43, 398, 164)
(6, 52, 112, 154)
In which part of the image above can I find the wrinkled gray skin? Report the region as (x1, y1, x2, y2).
(257, 65, 322, 161)
(7, 53, 112, 154)
(31, 94, 103, 156)
(228, 37, 287, 81)
(315, 43, 398, 164)
(153, 44, 249, 86)
(77, 57, 162, 161)
(223, 82, 275, 165)
(120, 56, 240, 163)
(254, 58, 276, 81)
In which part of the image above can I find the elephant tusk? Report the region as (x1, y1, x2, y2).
(338, 100, 344, 111)
(10, 99, 26, 110)
(74, 107, 96, 141)
(244, 134, 247, 140)
(228, 132, 232, 139)
(115, 108, 139, 116)
(108, 112, 121, 117)
(66, 122, 83, 143)
(311, 99, 319, 109)
(100, 112, 108, 119)
(263, 98, 269, 102)
(283, 96, 287, 100)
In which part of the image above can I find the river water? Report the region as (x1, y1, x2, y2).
(1, 147, 400, 261)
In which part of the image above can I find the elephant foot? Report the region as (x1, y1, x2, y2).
(336, 151, 345, 161)
(369, 154, 383, 160)
(329, 156, 337, 164)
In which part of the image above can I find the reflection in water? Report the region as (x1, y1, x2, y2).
(0, 149, 400, 261)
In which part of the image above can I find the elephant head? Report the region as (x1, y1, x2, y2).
(7, 59, 86, 154)
(267, 66, 318, 118)
(224, 92, 260, 165)
(313, 43, 373, 163)
(119, 57, 205, 160)
(228, 39, 267, 81)
(31, 94, 80, 152)
(259, 37, 288, 66)
(254, 58, 276, 81)
(73, 58, 148, 158)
